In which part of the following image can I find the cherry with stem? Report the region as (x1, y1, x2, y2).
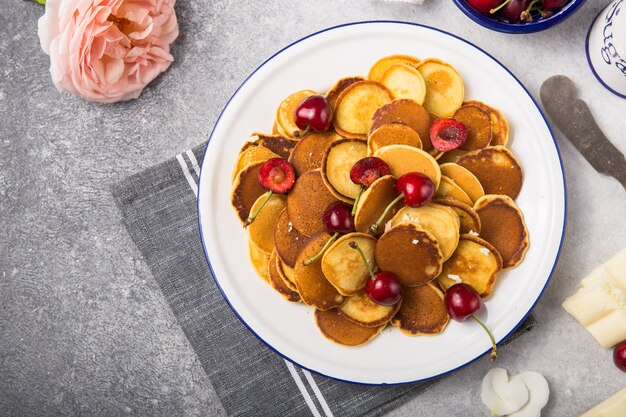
(246, 158, 295, 226)
(349, 157, 391, 216)
(293, 95, 333, 137)
(349, 241, 402, 306)
(303, 202, 355, 265)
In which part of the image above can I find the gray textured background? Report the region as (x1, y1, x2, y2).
(1, 0, 625, 416)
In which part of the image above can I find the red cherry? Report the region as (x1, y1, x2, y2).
(499, 0, 530, 22)
(444, 283, 498, 361)
(614, 341, 626, 372)
(322, 202, 355, 233)
(365, 271, 403, 306)
(466, 0, 502, 13)
(350, 157, 391, 188)
(395, 172, 435, 208)
(294, 95, 333, 135)
(257, 158, 295, 194)
(430, 119, 468, 152)
(543, 0, 567, 11)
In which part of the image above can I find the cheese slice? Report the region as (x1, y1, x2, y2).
(581, 387, 626, 417)
(563, 248, 626, 348)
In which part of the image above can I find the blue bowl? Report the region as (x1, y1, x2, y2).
(452, 0, 587, 33)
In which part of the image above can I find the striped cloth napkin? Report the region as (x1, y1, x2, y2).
(112, 142, 536, 417)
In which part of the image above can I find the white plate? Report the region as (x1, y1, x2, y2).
(198, 21, 566, 384)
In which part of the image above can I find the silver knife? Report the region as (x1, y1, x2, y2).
(540, 75, 626, 191)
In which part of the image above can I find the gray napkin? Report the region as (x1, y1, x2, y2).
(111, 142, 537, 417)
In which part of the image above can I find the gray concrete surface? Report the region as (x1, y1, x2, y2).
(1, 0, 625, 416)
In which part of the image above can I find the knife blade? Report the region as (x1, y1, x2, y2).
(540, 75, 626, 191)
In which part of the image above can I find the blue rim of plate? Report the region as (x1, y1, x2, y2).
(197, 20, 567, 386)
(585, 5, 626, 99)
(452, 0, 587, 34)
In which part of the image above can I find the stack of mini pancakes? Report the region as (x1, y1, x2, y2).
(231, 54, 529, 346)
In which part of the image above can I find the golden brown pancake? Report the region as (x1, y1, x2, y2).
(248, 239, 271, 283)
(274, 209, 311, 268)
(286, 169, 339, 236)
(453, 105, 492, 151)
(433, 196, 481, 235)
(294, 233, 345, 310)
(231, 161, 266, 224)
(321, 233, 376, 295)
(437, 234, 503, 298)
(248, 192, 286, 253)
(232, 146, 280, 182)
(354, 175, 402, 235)
(288, 131, 343, 177)
(375, 223, 443, 287)
(391, 204, 460, 261)
(391, 283, 449, 335)
(416, 58, 464, 118)
(276, 90, 317, 138)
(239, 133, 295, 160)
(474, 195, 529, 269)
(322, 139, 368, 201)
(276, 257, 298, 291)
(268, 250, 301, 302)
(325, 76, 365, 110)
(368, 54, 421, 83)
(370, 99, 433, 151)
(334, 81, 393, 138)
(437, 149, 468, 164)
(381, 64, 427, 105)
(373, 145, 441, 188)
(435, 176, 473, 206)
(464, 100, 509, 146)
(457, 146, 523, 200)
(367, 123, 422, 155)
(339, 291, 401, 327)
(439, 163, 485, 203)
(315, 308, 385, 346)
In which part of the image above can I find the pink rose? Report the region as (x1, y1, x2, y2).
(38, 0, 179, 104)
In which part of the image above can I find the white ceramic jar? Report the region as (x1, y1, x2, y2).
(586, 0, 626, 98)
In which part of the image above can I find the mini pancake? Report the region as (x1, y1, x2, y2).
(381, 64, 427, 105)
(370, 99, 433, 151)
(274, 209, 311, 268)
(439, 163, 485, 203)
(322, 139, 368, 201)
(269, 250, 301, 302)
(435, 176, 473, 206)
(334, 81, 393, 138)
(437, 149, 467, 164)
(274, 118, 291, 138)
(294, 233, 345, 310)
(373, 145, 441, 188)
(272, 120, 279, 135)
(367, 123, 422, 155)
(240, 133, 295, 160)
(368, 54, 421, 83)
(391, 283, 449, 336)
(288, 131, 343, 177)
(453, 105, 492, 151)
(391, 203, 460, 261)
(248, 192, 287, 253)
(286, 169, 339, 236)
(232, 145, 280, 182)
(416, 58, 464, 118)
(474, 195, 529, 269)
(325, 76, 364, 110)
(315, 308, 385, 346)
(276, 89, 317, 138)
(249, 239, 271, 283)
(339, 291, 401, 327)
(276, 258, 298, 291)
(375, 223, 443, 287)
(457, 146, 523, 200)
(433, 196, 481, 235)
(231, 161, 266, 224)
(321, 233, 377, 295)
(437, 234, 503, 298)
(354, 175, 402, 235)
(464, 100, 509, 146)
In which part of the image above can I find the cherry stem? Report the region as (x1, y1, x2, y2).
(293, 125, 311, 138)
(368, 193, 404, 234)
(471, 315, 498, 362)
(348, 241, 376, 281)
(245, 191, 273, 227)
(490, 0, 510, 14)
(351, 186, 364, 216)
(303, 232, 339, 266)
